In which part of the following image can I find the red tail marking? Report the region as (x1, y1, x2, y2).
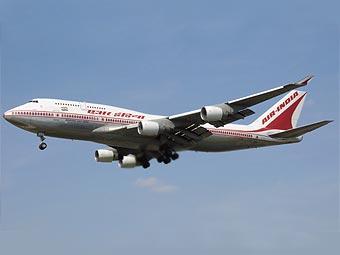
(265, 94, 306, 130)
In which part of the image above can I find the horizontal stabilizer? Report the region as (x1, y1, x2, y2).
(269, 120, 333, 138)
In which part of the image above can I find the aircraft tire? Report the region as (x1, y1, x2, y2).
(39, 142, 47, 150)
(171, 153, 179, 160)
(142, 161, 150, 169)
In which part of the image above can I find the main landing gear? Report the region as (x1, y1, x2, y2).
(37, 132, 47, 150)
(142, 161, 151, 169)
(157, 150, 179, 165)
(140, 149, 179, 169)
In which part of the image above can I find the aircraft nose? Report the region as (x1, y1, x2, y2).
(3, 111, 9, 120)
(3, 111, 12, 121)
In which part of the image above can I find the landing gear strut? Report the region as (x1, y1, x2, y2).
(37, 132, 47, 150)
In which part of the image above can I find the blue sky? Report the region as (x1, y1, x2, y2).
(0, 0, 339, 254)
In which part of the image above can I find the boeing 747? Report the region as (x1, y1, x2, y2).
(3, 75, 332, 169)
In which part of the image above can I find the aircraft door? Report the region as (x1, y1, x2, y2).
(80, 102, 87, 111)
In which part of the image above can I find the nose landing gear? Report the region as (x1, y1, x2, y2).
(37, 132, 47, 150)
(39, 142, 47, 150)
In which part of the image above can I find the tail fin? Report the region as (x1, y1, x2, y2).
(250, 90, 307, 131)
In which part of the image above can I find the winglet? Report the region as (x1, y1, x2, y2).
(296, 75, 314, 86)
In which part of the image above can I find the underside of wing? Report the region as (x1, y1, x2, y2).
(165, 123, 212, 146)
(92, 121, 212, 149)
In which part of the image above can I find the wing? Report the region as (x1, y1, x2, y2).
(93, 122, 211, 148)
(169, 75, 313, 128)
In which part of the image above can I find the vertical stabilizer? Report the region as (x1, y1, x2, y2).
(250, 90, 306, 131)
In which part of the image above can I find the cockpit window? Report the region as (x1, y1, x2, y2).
(29, 100, 39, 103)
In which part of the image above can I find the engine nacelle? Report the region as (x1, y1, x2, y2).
(137, 121, 160, 136)
(95, 148, 119, 163)
(200, 106, 223, 122)
(137, 120, 174, 137)
(200, 104, 234, 122)
(118, 154, 138, 168)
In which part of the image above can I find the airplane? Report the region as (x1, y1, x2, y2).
(2, 75, 332, 169)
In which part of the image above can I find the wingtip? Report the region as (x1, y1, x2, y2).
(296, 75, 314, 86)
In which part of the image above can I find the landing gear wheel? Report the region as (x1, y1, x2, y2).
(163, 157, 171, 164)
(171, 153, 179, 160)
(142, 161, 150, 169)
(39, 142, 47, 150)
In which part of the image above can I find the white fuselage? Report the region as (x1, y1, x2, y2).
(3, 98, 300, 153)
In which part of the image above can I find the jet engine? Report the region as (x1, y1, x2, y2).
(137, 120, 174, 137)
(200, 104, 234, 122)
(95, 148, 119, 162)
(137, 121, 160, 136)
(118, 154, 138, 168)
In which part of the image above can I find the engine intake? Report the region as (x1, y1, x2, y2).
(200, 104, 234, 122)
(95, 148, 119, 162)
(137, 120, 174, 137)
